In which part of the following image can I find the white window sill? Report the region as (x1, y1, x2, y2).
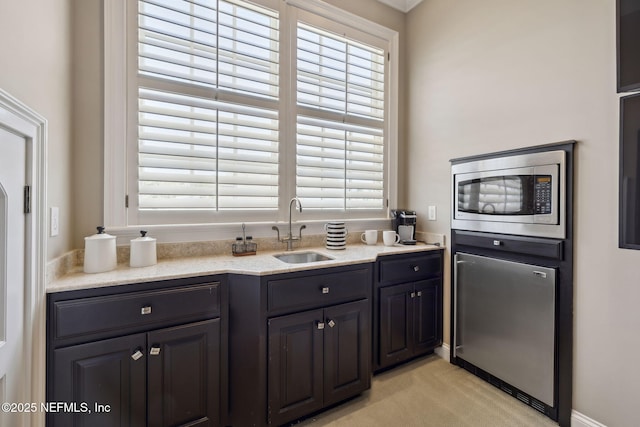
(104, 218, 393, 246)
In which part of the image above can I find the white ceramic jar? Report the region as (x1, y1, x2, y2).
(84, 226, 117, 273)
(324, 221, 347, 250)
(130, 230, 157, 268)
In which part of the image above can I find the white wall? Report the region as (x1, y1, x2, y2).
(71, 0, 104, 249)
(0, 0, 73, 260)
(406, 0, 639, 426)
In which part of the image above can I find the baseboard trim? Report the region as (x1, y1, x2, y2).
(435, 343, 450, 362)
(571, 410, 607, 427)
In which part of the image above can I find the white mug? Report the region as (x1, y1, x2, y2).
(383, 230, 400, 246)
(360, 229, 378, 245)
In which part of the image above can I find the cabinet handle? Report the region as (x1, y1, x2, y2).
(328, 319, 336, 328)
(412, 265, 420, 272)
(493, 240, 502, 246)
(317, 321, 325, 330)
(321, 286, 330, 294)
(131, 349, 144, 361)
(141, 306, 152, 315)
(149, 346, 161, 356)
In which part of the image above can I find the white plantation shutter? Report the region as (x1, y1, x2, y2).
(111, 0, 395, 225)
(136, 0, 280, 217)
(295, 22, 386, 211)
(138, 89, 279, 210)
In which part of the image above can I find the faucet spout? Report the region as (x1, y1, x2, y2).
(273, 197, 305, 251)
(288, 197, 302, 239)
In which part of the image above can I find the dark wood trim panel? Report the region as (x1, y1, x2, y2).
(450, 142, 574, 427)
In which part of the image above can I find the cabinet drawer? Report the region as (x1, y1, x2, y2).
(378, 253, 441, 286)
(453, 230, 563, 260)
(268, 268, 370, 314)
(52, 282, 220, 343)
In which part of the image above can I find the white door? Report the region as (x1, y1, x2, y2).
(0, 127, 27, 427)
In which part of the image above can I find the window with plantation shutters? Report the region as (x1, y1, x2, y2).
(106, 0, 396, 226)
(295, 22, 386, 212)
(136, 0, 280, 218)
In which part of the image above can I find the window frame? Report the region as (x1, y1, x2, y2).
(104, 0, 399, 240)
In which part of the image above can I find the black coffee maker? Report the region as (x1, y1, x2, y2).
(391, 209, 417, 245)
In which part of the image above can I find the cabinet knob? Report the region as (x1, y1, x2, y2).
(328, 319, 336, 328)
(410, 292, 416, 298)
(149, 346, 161, 356)
(412, 265, 420, 272)
(131, 349, 144, 361)
(317, 321, 325, 330)
(141, 306, 152, 315)
(493, 240, 502, 246)
(417, 291, 422, 297)
(321, 286, 330, 294)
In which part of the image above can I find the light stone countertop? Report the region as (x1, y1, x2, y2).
(47, 243, 442, 293)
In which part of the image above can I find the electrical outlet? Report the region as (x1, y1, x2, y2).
(50, 207, 59, 237)
(428, 205, 437, 221)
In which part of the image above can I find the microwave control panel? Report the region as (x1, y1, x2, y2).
(534, 175, 552, 214)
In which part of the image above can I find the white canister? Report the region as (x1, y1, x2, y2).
(84, 226, 117, 273)
(130, 230, 157, 268)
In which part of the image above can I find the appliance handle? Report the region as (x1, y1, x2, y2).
(453, 255, 461, 358)
(453, 257, 474, 359)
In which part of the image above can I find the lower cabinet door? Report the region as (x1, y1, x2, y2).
(323, 299, 371, 406)
(413, 279, 441, 354)
(147, 319, 220, 427)
(268, 309, 324, 426)
(378, 283, 414, 368)
(50, 334, 147, 427)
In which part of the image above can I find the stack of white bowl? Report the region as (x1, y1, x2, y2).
(325, 221, 348, 250)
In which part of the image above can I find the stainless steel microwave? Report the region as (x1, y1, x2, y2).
(451, 150, 566, 239)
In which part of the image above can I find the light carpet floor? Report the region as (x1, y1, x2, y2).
(293, 355, 558, 427)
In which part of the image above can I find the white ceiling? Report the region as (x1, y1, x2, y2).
(376, 0, 424, 13)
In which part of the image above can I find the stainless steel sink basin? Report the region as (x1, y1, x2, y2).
(273, 251, 333, 264)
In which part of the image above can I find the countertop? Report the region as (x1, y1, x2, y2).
(47, 243, 442, 293)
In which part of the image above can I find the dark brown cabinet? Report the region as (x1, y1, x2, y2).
(267, 309, 324, 425)
(378, 279, 440, 368)
(267, 299, 370, 426)
(47, 277, 226, 427)
(229, 264, 372, 426)
(52, 333, 147, 427)
(374, 251, 443, 372)
(147, 320, 220, 427)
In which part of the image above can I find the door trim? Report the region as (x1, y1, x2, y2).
(0, 88, 47, 427)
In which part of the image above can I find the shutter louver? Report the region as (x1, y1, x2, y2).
(137, 0, 279, 214)
(296, 23, 385, 211)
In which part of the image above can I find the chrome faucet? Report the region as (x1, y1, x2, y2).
(272, 197, 306, 251)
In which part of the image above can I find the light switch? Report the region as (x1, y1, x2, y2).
(428, 205, 437, 221)
(50, 207, 59, 236)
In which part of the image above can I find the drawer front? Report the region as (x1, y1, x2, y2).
(53, 282, 220, 343)
(453, 230, 563, 260)
(378, 253, 441, 286)
(268, 268, 370, 314)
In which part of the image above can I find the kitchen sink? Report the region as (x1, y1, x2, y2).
(273, 251, 334, 264)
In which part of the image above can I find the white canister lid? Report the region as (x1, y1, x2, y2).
(130, 230, 157, 268)
(84, 226, 116, 241)
(131, 230, 155, 242)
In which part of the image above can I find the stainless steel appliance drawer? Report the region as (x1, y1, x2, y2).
(454, 252, 556, 406)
